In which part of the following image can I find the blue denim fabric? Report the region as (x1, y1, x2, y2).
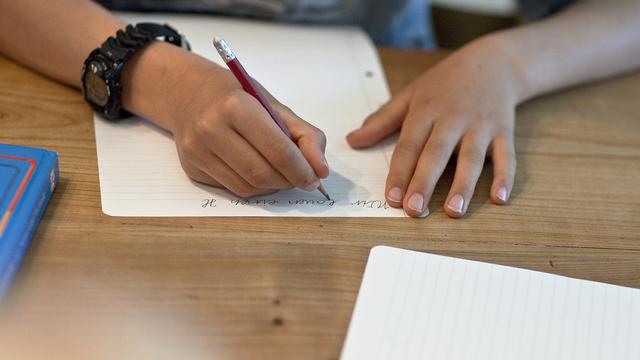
(96, 0, 571, 49)
(519, 0, 573, 20)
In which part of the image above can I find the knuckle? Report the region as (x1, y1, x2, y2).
(313, 128, 327, 147)
(494, 122, 515, 135)
(193, 116, 220, 137)
(193, 174, 216, 187)
(385, 175, 408, 191)
(245, 167, 271, 188)
(218, 90, 246, 119)
(178, 158, 195, 176)
(270, 141, 297, 168)
(179, 135, 199, 157)
(462, 147, 486, 165)
(424, 138, 450, 158)
(179, 162, 214, 187)
(394, 140, 421, 157)
(443, 113, 466, 126)
(498, 142, 516, 161)
(231, 184, 256, 198)
(301, 128, 327, 150)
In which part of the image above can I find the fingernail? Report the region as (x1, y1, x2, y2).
(447, 194, 464, 213)
(322, 154, 329, 169)
(418, 207, 430, 218)
(407, 193, 424, 213)
(497, 187, 508, 202)
(304, 179, 320, 192)
(387, 187, 403, 203)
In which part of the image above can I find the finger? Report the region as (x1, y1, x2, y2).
(252, 82, 329, 179)
(489, 135, 516, 205)
(346, 89, 412, 149)
(196, 152, 277, 198)
(403, 121, 464, 218)
(179, 139, 277, 198)
(277, 105, 329, 179)
(384, 103, 436, 208)
(232, 101, 321, 192)
(444, 131, 491, 218)
(178, 157, 222, 187)
(205, 128, 292, 190)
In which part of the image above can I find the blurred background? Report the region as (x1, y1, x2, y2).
(431, 0, 518, 48)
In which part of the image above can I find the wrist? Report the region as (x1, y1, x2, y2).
(120, 42, 218, 132)
(467, 33, 533, 104)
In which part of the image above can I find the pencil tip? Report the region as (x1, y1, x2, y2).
(318, 182, 331, 201)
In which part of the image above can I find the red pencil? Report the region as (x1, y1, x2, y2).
(213, 37, 330, 200)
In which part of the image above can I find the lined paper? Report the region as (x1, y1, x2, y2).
(94, 13, 402, 217)
(341, 246, 640, 360)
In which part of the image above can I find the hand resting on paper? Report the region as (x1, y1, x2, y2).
(347, 0, 640, 219)
(347, 36, 517, 218)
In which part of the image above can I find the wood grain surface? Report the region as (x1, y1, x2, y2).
(0, 48, 638, 359)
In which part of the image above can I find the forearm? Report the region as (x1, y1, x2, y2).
(0, 0, 125, 88)
(0, 0, 217, 131)
(119, 42, 230, 131)
(489, 0, 640, 103)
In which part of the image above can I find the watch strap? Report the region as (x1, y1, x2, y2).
(100, 23, 189, 63)
(83, 23, 190, 121)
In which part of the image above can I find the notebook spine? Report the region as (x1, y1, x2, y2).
(0, 152, 58, 299)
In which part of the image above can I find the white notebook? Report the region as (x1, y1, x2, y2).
(341, 246, 640, 360)
(94, 13, 403, 217)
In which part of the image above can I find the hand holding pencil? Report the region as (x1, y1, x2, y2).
(213, 37, 330, 199)
(136, 39, 329, 199)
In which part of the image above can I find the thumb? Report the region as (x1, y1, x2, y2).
(346, 89, 411, 149)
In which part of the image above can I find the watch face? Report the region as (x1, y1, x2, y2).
(84, 61, 109, 107)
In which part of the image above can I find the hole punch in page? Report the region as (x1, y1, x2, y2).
(94, 13, 404, 217)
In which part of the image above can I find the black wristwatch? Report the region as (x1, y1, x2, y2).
(81, 23, 190, 120)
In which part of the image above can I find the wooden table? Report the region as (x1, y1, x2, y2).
(0, 48, 639, 359)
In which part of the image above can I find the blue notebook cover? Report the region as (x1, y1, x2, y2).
(0, 143, 58, 299)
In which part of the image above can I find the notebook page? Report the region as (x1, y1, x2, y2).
(341, 246, 640, 360)
(94, 13, 403, 217)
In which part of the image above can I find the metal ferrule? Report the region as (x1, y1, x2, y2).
(213, 37, 236, 63)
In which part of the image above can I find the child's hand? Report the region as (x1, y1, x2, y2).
(347, 37, 520, 218)
(171, 68, 329, 197)
(126, 45, 329, 198)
